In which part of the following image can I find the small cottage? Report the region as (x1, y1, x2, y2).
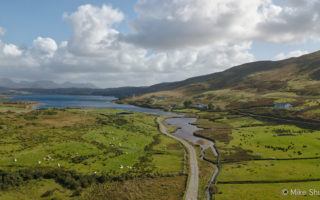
(274, 103, 292, 109)
(193, 103, 208, 110)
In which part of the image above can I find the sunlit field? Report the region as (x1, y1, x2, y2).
(0, 105, 186, 199)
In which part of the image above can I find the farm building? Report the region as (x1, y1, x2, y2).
(274, 103, 292, 109)
(193, 103, 208, 110)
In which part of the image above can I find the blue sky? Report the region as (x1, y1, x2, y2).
(252, 40, 320, 61)
(0, 0, 135, 46)
(0, 0, 317, 60)
(0, 0, 319, 87)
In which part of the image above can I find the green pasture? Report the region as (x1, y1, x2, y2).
(219, 159, 320, 182)
(216, 181, 320, 200)
(220, 124, 320, 159)
(0, 179, 74, 200)
(0, 107, 185, 199)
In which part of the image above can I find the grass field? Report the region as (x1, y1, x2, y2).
(0, 102, 34, 113)
(216, 182, 320, 200)
(81, 176, 187, 200)
(152, 134, 185, 174)
(210, 115, 320, 160)
(193, 111, 320, 200)
(0, 179, 74, 200)
(221, 124, 320, 159)
(219, 159, 320, 182)
(0, 109, 184, 174)
(0, 176, 187, 200)
(195, 147, 216, 200)
(0, 106, 186, 199)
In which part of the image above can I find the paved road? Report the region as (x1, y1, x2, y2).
(157, 118, 199, 200)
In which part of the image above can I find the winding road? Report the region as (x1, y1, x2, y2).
(157, 118, 199, 200)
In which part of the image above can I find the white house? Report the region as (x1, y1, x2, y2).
(274, 103, 292, 109)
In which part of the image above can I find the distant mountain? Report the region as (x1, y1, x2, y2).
(19, 86, 148, 98)
(0, 78, 97, 89)
(4, 50, 320, 105)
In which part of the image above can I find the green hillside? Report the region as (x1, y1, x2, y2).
(121, 50, 320, 120)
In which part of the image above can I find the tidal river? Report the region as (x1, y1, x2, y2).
(165, 117, 220, 200)
(10, 94, 171, 115)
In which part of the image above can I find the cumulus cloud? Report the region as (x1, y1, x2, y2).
(274, 50, 309, 60)
(32, 37, 58, 57)
(126, 0, 320, 49)
(257, 0, 320, 43)
(32, 4, 253, 86)
(0, 1, 319, 87)
(126, 0, 268, 49)
(64, 4, 124, 56)
(0, 40, 38, 70)
(2, 44, 22, 57)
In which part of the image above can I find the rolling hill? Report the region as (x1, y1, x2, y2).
(3, 50, 320, 110)
(121, 50, 320, 109)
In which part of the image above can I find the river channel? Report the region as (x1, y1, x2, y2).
(165, 117, 220, 200)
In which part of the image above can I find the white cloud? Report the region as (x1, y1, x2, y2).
(2, 44, 22, 57)
(32, 37, 58, 57)
(274, 50, 309, 60)
(257, 0, 320, 43)
(0, 40, 38, 70)
(63, 4, 124, 56)
(126, 0, 269, 49)
(1, 1, 319, 87)
(126, 0, 320, 49)
(48, 4, 253, 86)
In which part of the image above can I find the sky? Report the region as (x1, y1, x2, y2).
(0, 0, 320, 88)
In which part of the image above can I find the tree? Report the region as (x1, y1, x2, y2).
(208, 102, 215, 110)
(183, 100, 192, 108)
